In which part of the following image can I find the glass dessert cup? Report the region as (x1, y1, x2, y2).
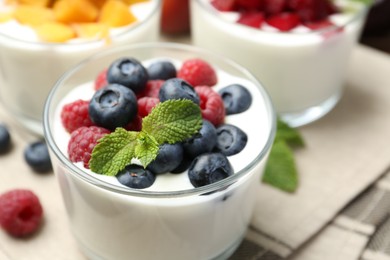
(191, 0, 368, 127)
(43, 42, 276, 260)
(0, 0, 161, 136)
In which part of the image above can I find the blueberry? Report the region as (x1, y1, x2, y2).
(147, 143, 184, 174)
(171, 154, 193, 174)
(159, 78, 200, 105)
(188, 153, 233, 188)
(147, 60, 177, 80)
(116, 164, 155, 189)
(183, 120, 217, 158)
(24, 141, 52, 173)
(0, 124, 11, 153)
(89, 84, 138, 130)
(218, 84, 252, 115)
(107, 57, 148, 93)
(215, 124, 247, 156)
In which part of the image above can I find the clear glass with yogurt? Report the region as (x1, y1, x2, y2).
(0, 0, 160, 135)
(191, 0, 368, 127)
(43, 43, 275, 260)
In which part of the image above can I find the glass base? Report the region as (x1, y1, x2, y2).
(280, 90, 342, 128)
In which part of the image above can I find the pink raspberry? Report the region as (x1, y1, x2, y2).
(211, 0, 236, 11)
(195, 86, 225, 126)
(237, 12, 264, 28)
(136, 80, 165, 99)
(68, 126, 110, 168)
(236, 0, 262, 9)
(178, 59, 218, 87)
(61, 99, 95, 133)
(138, 97, 160, 118)
(0, 189, 43, 237)
(94, 68, 108, 91)
(266, 13, 301, 31)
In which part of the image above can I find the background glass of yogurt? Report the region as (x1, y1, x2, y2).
(191, 0, 368, 127)
(43, 43, 275, 260)
(0, 0, 160, 135)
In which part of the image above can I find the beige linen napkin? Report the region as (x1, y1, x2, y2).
(236, 45, 390, 258)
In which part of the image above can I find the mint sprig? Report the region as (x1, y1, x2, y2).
(89, 99, 202, 176)
(262, 118, 304, 193)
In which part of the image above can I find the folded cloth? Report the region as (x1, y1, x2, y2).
(230, 45, 390, 259)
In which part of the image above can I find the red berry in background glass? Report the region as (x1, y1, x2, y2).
(267, 13, 301, 31)
(61, 99, 95, 133)
(304, 19, 334, 30)
(178, 59, 217, 87)
(288, 0, 336, 22)
(237, 12, 264, 28)
(94, 68, 108, 91)
(0, 189, 43, 237)
(236, 0, 262, 10)
(68, 126, 110, 169)
(137, 97, 160, 118)
(136, 80, 165, 99)
(195, 86, 225, 127)
(263, 0, 287, 16)
(211, 0, 236, 11)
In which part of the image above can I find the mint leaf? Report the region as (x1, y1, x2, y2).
(134, 132, 159, 168)
(275, 118, 304, 147)
(142, 99, 202, 145)
(90, 128, 138, 176)
(262, 140, 298, 193)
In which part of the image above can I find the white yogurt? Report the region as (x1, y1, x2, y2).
(46, 53, 275, 260)
(191, 0, 368, 127)
(0, 0, 160, 135)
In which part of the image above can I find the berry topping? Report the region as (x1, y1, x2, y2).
(124, 115, 142, 132)
(215, 124, 248, 156)
(178, 59, 217, 87)
(288, 0, 336, 22)
(266, 13, 301, 31)
(116, 164, 156, 189)
(89, 84, 138, 130)
(218, 84, 252, 115)
(195, 86, 225, 126)
(107, 57, 148, 93)
(159, 78, 200, 105)
(94, 68, 108, 91)
(237, 12, 264, 28)
(137, 97, 160, 118)
(147, 60, 177, 80)
(211, 0, 236, 11)
(68, 126, 110, 168)
(0, 124, 11, 154)
(188, 152, 233, 188)
(147, 143, 184, 174)
(236, 0, 262, 9)
(61, 99, 95, 133)
(137, 80, 165, 99)
(0, 189, 43, 237)
(304, 19, 334, 30)
(263, 0, 287, 16)
(24, 141, 52, 173)
(183, 119, 217, 158)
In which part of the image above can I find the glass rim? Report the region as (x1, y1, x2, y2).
(43, 42, 276, 198)
(0, 0, 161, 46)
(194, 0, 369, 36)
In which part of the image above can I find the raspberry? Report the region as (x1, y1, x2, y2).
(68, 126, 110, 168)
(0, 189, 43, 237)
(125, 115, 142, 132)
(304, 19, 334, 30)
(138, 97, 160, 118)
(61, 99, 95, 133)
(94, 68, 108, 91)
(136, 80, 165, 99)
(288, 0, 336, 22)
(237, 12, 264, 28)
(195, 86, 225, 126)
(236, 0, 262, 9)
(266, 13, 301, 31)
(211, 0, 236, 11)
(178, 59, 218, 87)
(263, 0, 287, 16)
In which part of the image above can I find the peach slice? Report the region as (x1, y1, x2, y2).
(87, 0, 107, 8)
(99, 0, 137, 27)
(14, 5, 55, 26)
(53, 0, 99, 23)
(35, 22, 76, 43)
(122, 0, 149, 5)
(18, 0, 52, 7)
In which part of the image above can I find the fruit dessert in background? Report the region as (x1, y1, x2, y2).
(191, 0, 370, 127)
(161, 0, 190, 34)
(43, 43, 275, 260)
(0, 0, 160, 135)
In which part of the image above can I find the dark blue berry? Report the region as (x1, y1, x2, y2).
(116, 164, 155, 189)
(183, 120, 217, 158)
(188, 153, 233, 188)
(147, 60, 177, 80)
(24, 141, 52, 173)
(89, 84, 138, 130)
(218, 84, 252, 115)
(215, 124, 247, 156)
(0, 124, 11, 154)
(159, 78, 200, 105)
(171, 154, 193, 174)
(107, 57, 148, 93)
(147, 143, 184, 174)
